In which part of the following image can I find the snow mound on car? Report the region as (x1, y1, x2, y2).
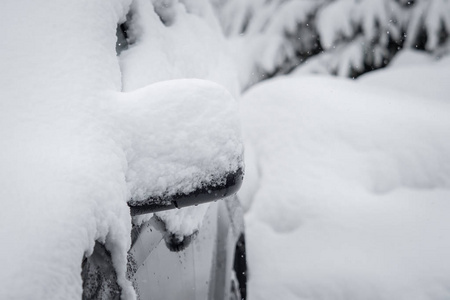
(0, 1, 133, 299)
(0, 0, 242, 299)
(117, 0, 242, 237)
(119, 0, 239, 96)
(117, 79, 243, 206)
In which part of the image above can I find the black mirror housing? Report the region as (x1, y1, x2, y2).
(129, 167, 244, 215)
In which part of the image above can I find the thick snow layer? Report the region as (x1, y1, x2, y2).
(119, 0, 239, 96)
(117, 0, 242, 236)
(240, 54, 450, 299)
(0, 1, 134, 299)
(0, 0, 242, 299)
(118, 79, 243, 206)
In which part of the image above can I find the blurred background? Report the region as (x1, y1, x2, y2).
(210, 0, 450, 88)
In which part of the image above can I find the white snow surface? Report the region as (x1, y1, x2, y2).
(118, 80, 242, 205)
(119, 0, 239, 96)
(359, 50, 450, 103)
(0, 1, 133, 299)
(240, 52, 450, 299)
(117, 0, 242, 236)
(0, 0, 242, 299)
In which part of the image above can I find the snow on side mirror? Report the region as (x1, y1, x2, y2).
(114, 79, 244, 215)
(129, 168, 243, 215)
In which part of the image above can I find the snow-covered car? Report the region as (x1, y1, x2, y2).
(0, 1, 246, 299)
(82, 190, 247, 300)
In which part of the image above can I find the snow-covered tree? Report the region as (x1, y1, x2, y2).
(212, 0, 450, 88)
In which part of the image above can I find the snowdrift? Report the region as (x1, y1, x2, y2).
(241, 51, 450, 300)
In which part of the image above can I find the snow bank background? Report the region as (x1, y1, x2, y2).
(240, 50, 450, 299)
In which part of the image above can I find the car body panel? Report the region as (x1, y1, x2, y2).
(83, 197, 245, 300)
(128, 198, 243, 300)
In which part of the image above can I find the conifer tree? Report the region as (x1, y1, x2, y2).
(212, 0, 450, 88)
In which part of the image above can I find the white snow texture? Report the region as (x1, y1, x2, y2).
(0, 0, 242, 299)
(2, 0, 450, 299)
(240, 50, 450, 300)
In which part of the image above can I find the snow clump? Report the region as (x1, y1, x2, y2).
(0, 0, 242, 299)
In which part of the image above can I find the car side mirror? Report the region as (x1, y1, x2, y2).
(129, 167, 243, 215)
(113, 79, 244, 216)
